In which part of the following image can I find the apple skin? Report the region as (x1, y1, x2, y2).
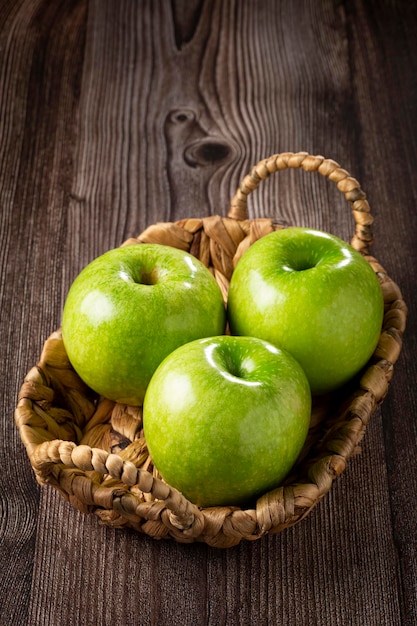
(62, 244, 226, 405)
(227, 227, 384, 395)
(143, 335, 311, 507)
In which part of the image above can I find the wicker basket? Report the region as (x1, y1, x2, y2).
(15, 152, 407, 548)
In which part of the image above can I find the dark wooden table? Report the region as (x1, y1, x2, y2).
(1, 1, 416, 624)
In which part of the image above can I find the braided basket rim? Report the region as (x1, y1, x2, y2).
(14, 152, 408, 548)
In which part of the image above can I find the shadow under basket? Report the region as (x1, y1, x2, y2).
(15, 152, 407, 548)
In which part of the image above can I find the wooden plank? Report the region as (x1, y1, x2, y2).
(346, 2, 417, 624)
(0, 1, 87, 624)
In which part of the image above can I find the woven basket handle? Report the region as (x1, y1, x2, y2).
(32, 440, 204, 534)
(228, 151, 374, 252)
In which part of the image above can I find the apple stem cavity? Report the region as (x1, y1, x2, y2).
(205, 341, 246, 380)
(292, 260, 317, 272)
(139, 268, 159, 285)
(217, 344, 247, 379)
(216, 342, 257, 382)
(284, 253, 319, 273)
(119, 267, 160, 286)
(224, 352, 245, 379)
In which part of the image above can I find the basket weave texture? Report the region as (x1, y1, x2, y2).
(15, 152, 407, 548)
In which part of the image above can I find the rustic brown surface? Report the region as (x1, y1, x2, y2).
(1, 1, 416, 624)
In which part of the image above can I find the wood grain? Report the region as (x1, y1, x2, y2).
(0, 1, 87, 624)
(1, 1, 416, 624)
(347, 5, 417, 623)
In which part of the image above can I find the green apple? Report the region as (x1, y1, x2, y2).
(62, 244, 226, 405)
(227, 227, 384, 395)
(143, 335, 311, 507)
